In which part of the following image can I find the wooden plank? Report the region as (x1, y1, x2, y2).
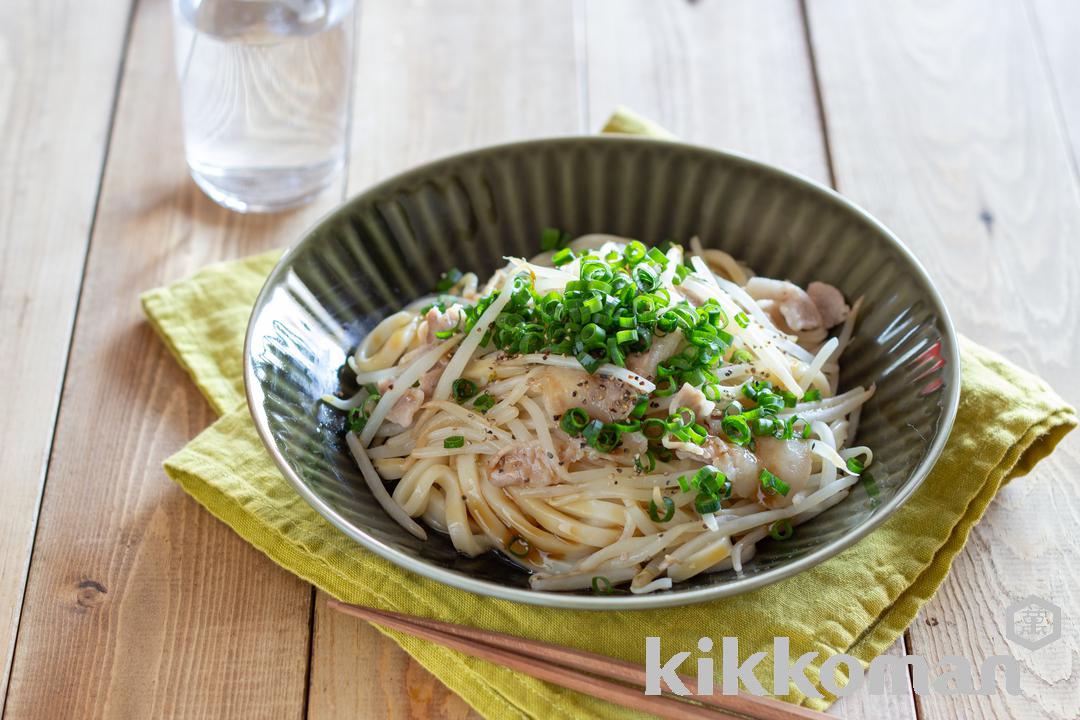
(827, 637, 919, 719)
(345, 0, 585, 179)
(1028, 0, 1080, 174)
(309, 593, 478, 720)
(1, 0, 342, 715)
(0, 0, 134, 706)
(587, 2, 916, 716)
(305, 1, 581, 716)
(585, 0, 830, 182)
(805, 2, 1080, 718)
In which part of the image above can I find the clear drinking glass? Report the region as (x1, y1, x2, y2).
(172, 0, 355, 213)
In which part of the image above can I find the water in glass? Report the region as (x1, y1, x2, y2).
(173, 0, 354, 212)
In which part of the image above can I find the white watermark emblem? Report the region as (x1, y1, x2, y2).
(645, 596, 1061, 699)
(1005, 595, 1061, 650)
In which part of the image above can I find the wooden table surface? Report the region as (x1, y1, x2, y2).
(2, 0, 1078, 717)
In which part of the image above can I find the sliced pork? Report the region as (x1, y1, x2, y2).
(669, 434, 813, 506)
(531, 366, 639, 423)
(626, 331, 682, 379)
(384, 387, 424, 427)
(487, 441, 562, 487)
(424, 303, 465, 343)
(668, 382, 716, 422)
(745, 277, 823, 332)
(807, 282, 849, 328)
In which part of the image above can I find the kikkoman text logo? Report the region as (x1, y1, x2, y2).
(645, 596, 1062, 699)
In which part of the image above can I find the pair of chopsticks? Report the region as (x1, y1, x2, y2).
(328, 600, 831, 720)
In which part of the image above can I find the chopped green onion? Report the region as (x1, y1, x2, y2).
(443, 435, 465, 449)
(610, 419, 641, 432)
(741, 379, 771, 401)
(507, 535, 530, 558)
(734, 312, 749, 328)
(577, 351, 602, 374)
(648, 496, 676, 522)
(730, 348, 754, 363)
(846, 456, 865, 474)
(780, 390, 798, 408)
(624, 240, 647, 264)
(694, 493, 721, 515)
(579, 323, 606, 348)
(347, 407, 367, 433)
(759, 469, 790, 496)
(721, 415, 752, 446)
(668, 406, 696, 428)
(472, 393, 495, 414)
(606, 338, 626, 367)
(452, 378, 478, 402)
(540, 227, 570, 251)
(647, 247, 669, 265)
(693, 466, 730, 499)
(861, 471, 880, 505)
(581, 260, 613, 283)
(633, 264, 660, 292)
(552, 247, 575, 266)
(540, 227, 559, 251)
(591, 576, 614, 594)
(703, 383, 724, 402)
(677, 475, 691, 492)
(759, 393, 784, 415)
(634, 451, 656, 474)
(777, 415, 799, 440)
(642, 417, 667, 440)
(802, 388, 822, 402)
(434, 267, 463, 292)
(769, 520, 794, 541)
(592, 424, 622, 453)
(581, 419, 606, 448)
(560, 407, 590, 435)
(630, 397, 650, 419)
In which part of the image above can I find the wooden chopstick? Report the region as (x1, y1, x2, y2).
(328, 600, 830, 720)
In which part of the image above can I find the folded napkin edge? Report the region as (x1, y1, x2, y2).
(141, 289, 237, 417)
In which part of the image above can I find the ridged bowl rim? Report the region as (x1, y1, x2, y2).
(244, 135, 960, 610)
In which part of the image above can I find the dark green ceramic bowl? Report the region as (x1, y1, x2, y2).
(244, 137, 959, 609)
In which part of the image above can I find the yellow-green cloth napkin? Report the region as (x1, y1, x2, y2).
(142, 112, 1076, 717)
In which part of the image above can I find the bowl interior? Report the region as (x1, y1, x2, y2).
(246, 137, 957, 608)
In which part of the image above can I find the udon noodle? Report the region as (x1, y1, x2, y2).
(323, 233, 874, 594)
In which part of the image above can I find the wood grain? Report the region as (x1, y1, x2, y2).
(306, 1, 581, 717)
(0, 0, 133, 706)
(1027, 0, 1080, 175)
(309, 594, 478, 720)
(806, 1, 1080, 718)
(1, 0, 342, 716)
(826, 638, 918, 719)
(585, 0, 830, 183)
